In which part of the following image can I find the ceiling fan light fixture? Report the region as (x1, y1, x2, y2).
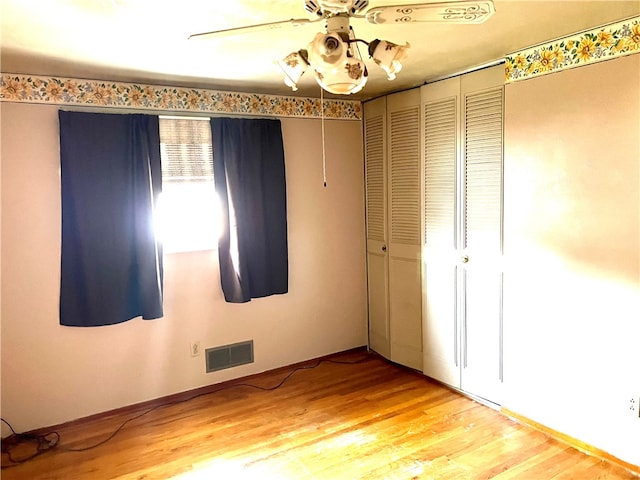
(277, 49, 309, 91)
(314, 56, 368, 95)
(192, 0, 497, 95)
(369, 39, 410, 81)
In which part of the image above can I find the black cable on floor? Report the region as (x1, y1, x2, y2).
(1, 418, 60, 467)
(1, 353, 371, 467)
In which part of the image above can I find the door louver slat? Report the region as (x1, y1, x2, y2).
(464, 88, 503, 249)
(390, 107, 420, 245)
(424, 97, 457, 248)
(365, 115, 385, 242)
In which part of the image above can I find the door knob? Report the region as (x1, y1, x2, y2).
(461, 255, 469, 263)
(382, 245, 387, 252)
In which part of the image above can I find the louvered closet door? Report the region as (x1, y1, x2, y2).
(387, 89, 422, 370)
(364, 97, 390, 359)
(421, 77, 461, 387)
(459, 68, 504, 404)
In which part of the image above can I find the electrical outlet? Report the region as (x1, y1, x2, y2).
(190, 341, 201, 357)
(630, 397, 639, 418)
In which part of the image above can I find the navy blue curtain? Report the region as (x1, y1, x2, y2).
(211, 117, 288, 303)
(58, 111, 163, 326)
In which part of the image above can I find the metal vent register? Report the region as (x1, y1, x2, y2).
(205, 340, 254, 373)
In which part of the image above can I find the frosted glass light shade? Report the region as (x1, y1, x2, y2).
(315, 57, 367, 95)
(277, 50, 309, 91)
(369, 39, 410, 80)
(307, 33, 347, 72)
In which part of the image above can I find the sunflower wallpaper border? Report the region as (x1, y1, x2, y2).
(505, 16, 640, 83)
(0, 73, 362, 120)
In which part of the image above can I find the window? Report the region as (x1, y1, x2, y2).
(157, 116, 221, 253)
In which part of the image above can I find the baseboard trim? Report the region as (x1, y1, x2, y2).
(12, 346, 368, 440)
(501, 407, 640, 477)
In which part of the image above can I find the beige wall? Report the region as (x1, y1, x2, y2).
(503, 54, 640, 465)
(0, 102, 367, 432)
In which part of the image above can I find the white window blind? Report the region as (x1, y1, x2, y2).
(159, 117, 214, 183)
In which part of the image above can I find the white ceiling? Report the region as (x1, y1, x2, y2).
(2, 0, 639, 101)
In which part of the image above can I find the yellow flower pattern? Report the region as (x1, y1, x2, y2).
(628, 24, 640, 50)
(597, 31, 614, 48)
(0, 74, 362, 120)
(506, 17, 640, 82)
(576, 37, 596, 62)
(3, 78, 23, 100)
(45, 81, 64, 101)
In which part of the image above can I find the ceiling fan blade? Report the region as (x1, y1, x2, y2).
(364, 1, 495, 25)
(189, 17, 319, 40)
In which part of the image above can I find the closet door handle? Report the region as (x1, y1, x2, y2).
(382, 245, 387, 252)
(461, 255, 469, 263)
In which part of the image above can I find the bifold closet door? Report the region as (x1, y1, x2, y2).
(421, 65, 504, 405)
(387, 89, 422, 370)
(459, 69, 504, 404)
(422, 77, 461, 387)
(364, 97, 390, 359)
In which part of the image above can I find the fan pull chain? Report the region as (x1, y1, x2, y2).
(321, 86, 327, 188)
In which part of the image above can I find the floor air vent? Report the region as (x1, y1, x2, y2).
(205, 340, 254, 373)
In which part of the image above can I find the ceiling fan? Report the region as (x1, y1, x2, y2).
(190, 0, 496, 95)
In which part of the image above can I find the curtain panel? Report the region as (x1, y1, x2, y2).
(58, 111, 163, 326)
(211, 117, 289, 303)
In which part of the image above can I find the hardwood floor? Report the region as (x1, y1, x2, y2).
(2, 350, 637, 479)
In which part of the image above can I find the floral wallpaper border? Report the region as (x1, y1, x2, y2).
(505, 16, 640, 83)
(0, 73, 362, 120)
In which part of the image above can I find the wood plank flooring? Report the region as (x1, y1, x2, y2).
(2, 351, 637, 479)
